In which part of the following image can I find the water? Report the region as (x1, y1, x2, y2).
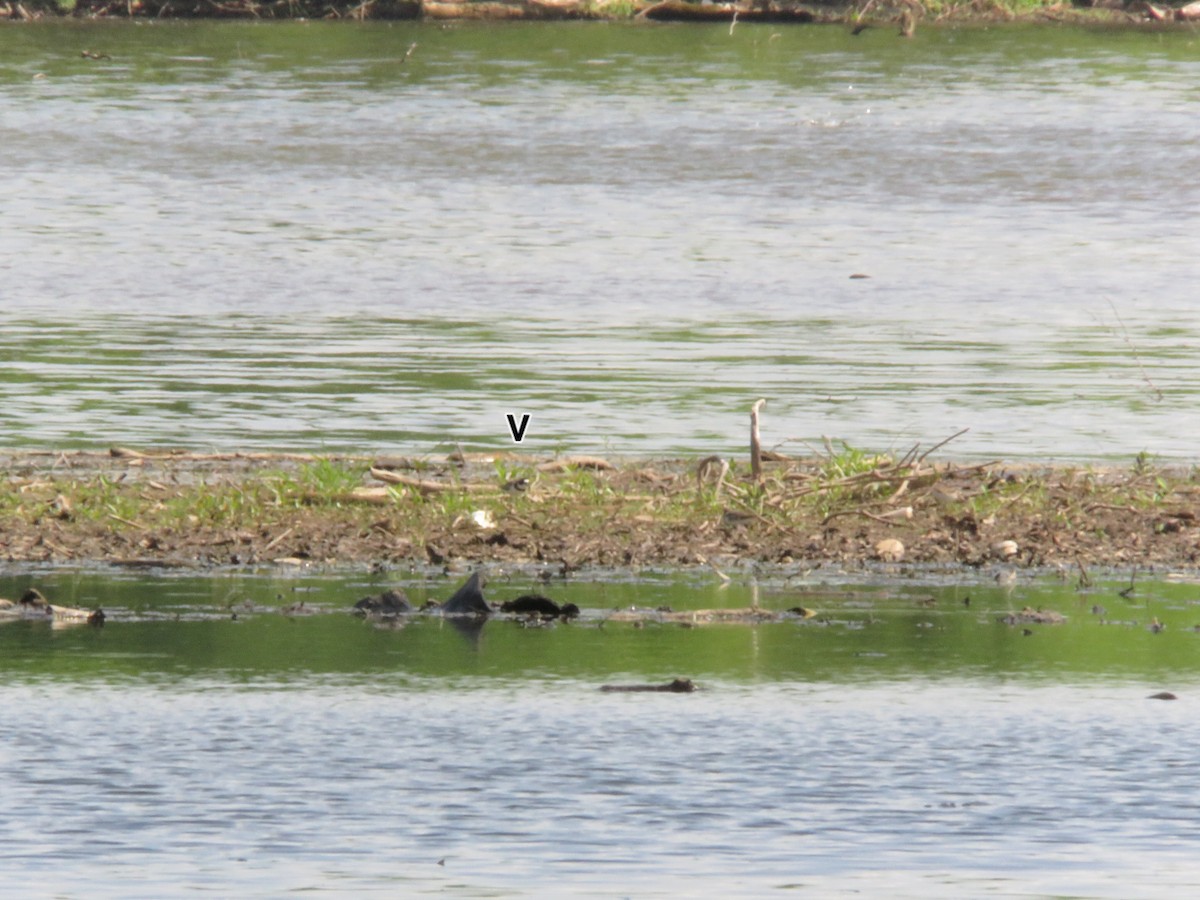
(4, 567, 1200, 896)
(3, 22, 1200, 891)
(3, 22, 1200, 459)
(6, 680, 1200, 898)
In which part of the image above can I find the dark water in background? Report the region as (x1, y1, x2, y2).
(2, 22, 1200, 459)
(4, 567, 1200, 896)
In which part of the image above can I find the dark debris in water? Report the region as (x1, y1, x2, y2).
(998, 607, 1067, 626)
(600, 678, 697, 693)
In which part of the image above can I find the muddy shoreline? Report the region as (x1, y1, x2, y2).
(2, 447, 1199, 575)
(1, 0, 1188, 27)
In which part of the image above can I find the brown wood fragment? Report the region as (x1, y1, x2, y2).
(344, 486, 399, 504)
(600, 678, 696, 693)
(369, 468, 497, 494)
(750, 399, 766, 484)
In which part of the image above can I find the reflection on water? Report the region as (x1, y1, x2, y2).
(5, 567, 1200, 682)
(3, 568, 1200, 895)
(2, 23, 1200, 459)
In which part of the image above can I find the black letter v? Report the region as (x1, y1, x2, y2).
(506, 413, 530, 443)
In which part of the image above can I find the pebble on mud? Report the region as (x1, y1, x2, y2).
(991, 539, 1019, 559)
(874, 538, 905, 562)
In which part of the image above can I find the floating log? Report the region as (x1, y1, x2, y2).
(637, 0, 816, 21)
(600, 678, 696, 693)
(998, 607, 1066, 626)
(0, 588, 102, 625)
(606, 606, 796, 625)
(500, 594, 580, 618)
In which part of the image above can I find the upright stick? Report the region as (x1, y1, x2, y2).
(750, 398, 766, 483)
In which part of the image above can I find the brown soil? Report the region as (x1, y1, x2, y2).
(0, 0, 1178, 28)
(2, 448, 1199, 575)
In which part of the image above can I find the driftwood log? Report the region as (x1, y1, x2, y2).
(600, 678, 697, 693)
(369, 467, 500, 495)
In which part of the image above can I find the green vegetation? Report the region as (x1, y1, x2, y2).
(3, 447, 1200, 570)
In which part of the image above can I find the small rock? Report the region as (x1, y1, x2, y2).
(874, 538, 904, 562)
(991, 539, 1019, 559)
(929, 488, 961, 507)
(51, 494, 73, 520)
(354, 589, 412, 616)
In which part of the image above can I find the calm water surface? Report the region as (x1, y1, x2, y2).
(3, 567, 1200, 896)
(2, 23, 1200, 459)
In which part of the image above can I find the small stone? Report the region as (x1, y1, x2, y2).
(875, 538, 905, 562)
(51, 494, 73, 520)
(991, 540, 1019, 558)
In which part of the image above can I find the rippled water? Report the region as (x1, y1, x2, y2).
(2, 22, 1200, 459)
(5, 18, 1200, 894)
(4, 678, 1200, 897)
(4, 568, 1200, 895)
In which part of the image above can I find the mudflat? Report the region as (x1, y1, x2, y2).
(4, 0, 1188, 27)
(1, 447, 1197, 574)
